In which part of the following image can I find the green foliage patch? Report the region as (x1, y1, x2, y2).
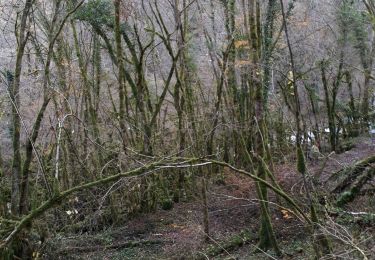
(74, 0, 114, 27)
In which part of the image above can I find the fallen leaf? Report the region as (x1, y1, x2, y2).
(281, 209, 293, 219)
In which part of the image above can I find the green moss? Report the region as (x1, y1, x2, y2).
(338, 139, 356, 153)
(201, 229, 256, 258)
(160, 199, 173, 211)
(114, 247, 138, 259)
(0, 247, 14, 260)
(336, 190, 355, 207)
(297, 146, 306, 175)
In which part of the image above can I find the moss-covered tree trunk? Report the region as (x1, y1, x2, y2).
(10, 0, 33, 217)
(250, 0, 281, 255)
(114, 0, 128, 151)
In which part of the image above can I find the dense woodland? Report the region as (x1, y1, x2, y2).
(0, 0, 374, 259)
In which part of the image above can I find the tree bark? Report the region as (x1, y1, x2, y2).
(10, 0, 34, 216)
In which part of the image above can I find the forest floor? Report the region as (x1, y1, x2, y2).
(45, 137, 374, 259)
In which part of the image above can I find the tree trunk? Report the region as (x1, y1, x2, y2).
(114, 0, 128, 151)
(10, 0, 33, 217)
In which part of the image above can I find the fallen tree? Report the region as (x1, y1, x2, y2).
(330, 155, 375, 206)
(336, 167, 375, 207)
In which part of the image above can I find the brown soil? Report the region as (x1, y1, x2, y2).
(45, 137, 374, 259)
